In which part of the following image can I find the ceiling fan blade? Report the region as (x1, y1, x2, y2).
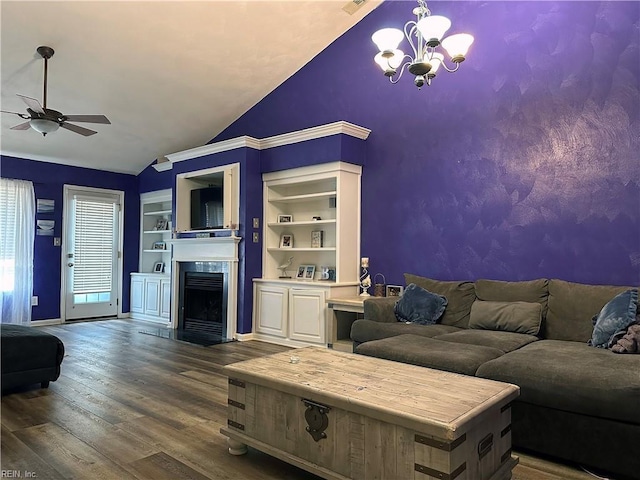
(16, 94, 45, 114)
(60, 122, 98, 137)
(63, 115, 111, 125)
(10, 121, 32, 131)
(1, 110, 29, 118)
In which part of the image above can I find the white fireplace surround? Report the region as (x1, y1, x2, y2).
(170, 236, 240, 339)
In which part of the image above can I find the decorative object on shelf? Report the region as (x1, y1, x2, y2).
(152, 241, 166, 250)
(296, 264, 316, 280)
(280, 233, 293, 248)
(311, 230, 324, 248)
(278, 214, 293, 223)
(278, 256, 294, 278)
(371, 0, 474, 89)
(154, 218, 168, 231)
(320, 266, 336, 281)
(386, 284, 404, 297)
(153, 261, 165, 273)
(374, 273, 386, 297)
(312, 216, 322, 221)
(360, 257, 371, 297)
(304, 265, 316, 280)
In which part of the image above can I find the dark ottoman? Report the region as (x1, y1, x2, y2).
(1, 324, 64, 392)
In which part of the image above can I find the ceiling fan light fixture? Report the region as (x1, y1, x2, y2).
(30, 118, 60, 136)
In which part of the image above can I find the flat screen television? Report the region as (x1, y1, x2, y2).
(191, 185, 224, 230)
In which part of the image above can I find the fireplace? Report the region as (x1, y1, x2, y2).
(170, 236, 240, 342)
(178, 262, 229, 339)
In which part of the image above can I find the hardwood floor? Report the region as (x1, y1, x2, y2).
(1, 320, 597, 480)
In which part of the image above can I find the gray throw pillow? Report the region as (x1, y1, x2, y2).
(588, 289, 638, 349)
(469, 301, 542, 335)
(394, 283, 448, 325)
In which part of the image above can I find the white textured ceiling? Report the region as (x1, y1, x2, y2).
(1, 1, 380, 175)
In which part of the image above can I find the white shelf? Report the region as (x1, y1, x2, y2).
(144, 209, 172, 216)
(268, 220, 336, 227)
(267, 247, 336, 252)
(143, 229, 171, 234)
(268, 191, 336, 204)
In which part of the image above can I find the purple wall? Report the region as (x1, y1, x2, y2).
(1, 155, 139, 320)
(213, 0, 640, 287)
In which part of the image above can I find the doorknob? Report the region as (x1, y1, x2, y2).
(67, 263, 74, 267)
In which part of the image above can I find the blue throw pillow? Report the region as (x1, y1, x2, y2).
(394, 283, 448, 325)
(589, 289, 638, 348)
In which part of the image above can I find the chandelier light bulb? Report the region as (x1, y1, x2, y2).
(441, 33, 475, 62)
(427, 52, 445, 75)
(374, 49, 404, 73)
(416, 15, 451, 46)
(371, 28, 404, 53)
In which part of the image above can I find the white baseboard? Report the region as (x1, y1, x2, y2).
(236, 332, 255, 342)
(31, 318, 63, 326)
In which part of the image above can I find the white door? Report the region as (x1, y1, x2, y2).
(254, 284, 288, 338)
(63, 186, 122, 320)
(289, 288, 326, 344)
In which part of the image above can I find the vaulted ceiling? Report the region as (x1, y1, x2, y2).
(1, 1, 381, 175)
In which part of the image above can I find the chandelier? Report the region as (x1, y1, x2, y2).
(371, 0, 474, 88)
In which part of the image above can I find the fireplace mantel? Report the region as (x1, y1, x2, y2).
(171, 236, 240, 262)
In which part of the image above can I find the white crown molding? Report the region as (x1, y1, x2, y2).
(152, 161, 172, 172)
(163, 121, 371, 167)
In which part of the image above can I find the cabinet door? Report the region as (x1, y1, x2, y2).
(289, 288, 326, 345)
(144, 278, 161, 316)
(130, 276, 145, 313)
(160, 279, 171, 319)
(254, 284, 288, 338)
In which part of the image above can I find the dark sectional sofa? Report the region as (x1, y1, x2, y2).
(350, 275, 640, 480)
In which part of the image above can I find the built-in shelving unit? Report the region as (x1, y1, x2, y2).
(131, 189, 172, 324)
(253, 162, 362, 347)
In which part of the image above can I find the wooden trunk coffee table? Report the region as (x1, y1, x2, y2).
(221, 347, 519, 480)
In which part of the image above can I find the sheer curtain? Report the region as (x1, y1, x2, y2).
(0, 178, 35, 324)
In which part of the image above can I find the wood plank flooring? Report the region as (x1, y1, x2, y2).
(1, 319, 597, 480)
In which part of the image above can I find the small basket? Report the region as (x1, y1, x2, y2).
(373, 273, 386, 297)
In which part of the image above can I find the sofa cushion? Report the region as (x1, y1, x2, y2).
(394, 283, 447, 325)
(469, 300, 542, 335)
(546, 279, 637, 341)
(589, 289, 638, 348)
(434, 329, 538, 353)
(404, 274, 476, 328)
(476, 340, 640, 424)
(356, 334, 505, 376)
(474, 278, 549, 320)
(350, 319, 461, 344)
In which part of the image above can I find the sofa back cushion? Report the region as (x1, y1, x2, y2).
(546, 279, 637, 342)
(475, 278, 549, 317)
(469, 300, 542, 335)
(404, 274, 475, 328)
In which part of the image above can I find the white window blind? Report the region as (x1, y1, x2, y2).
(72, 196, 116, 294)
(0, 183, 17, 291)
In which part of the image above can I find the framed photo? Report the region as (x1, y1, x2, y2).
(152, 241, 166, 250)
(311, 230, 324, 248)
(386, 285, 404, 297)
(304, 265, 316, 280)
(154, 218, 168, 231)
(278, 214, 293, 223)
(280, 233, 293, 248)
(153, 261, 165, 273)
(296, 265, 306, 279)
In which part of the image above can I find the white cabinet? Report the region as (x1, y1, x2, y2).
(130, 273, 170, 324)
(140, 189, 172, 275)
(253, 162, 362, 347)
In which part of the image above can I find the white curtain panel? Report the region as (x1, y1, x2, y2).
(0, 178, 35, 324)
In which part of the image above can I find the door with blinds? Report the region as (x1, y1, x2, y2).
(63, 186, 122, 320)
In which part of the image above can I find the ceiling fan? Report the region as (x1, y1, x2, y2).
(1, 46, 110, 137)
